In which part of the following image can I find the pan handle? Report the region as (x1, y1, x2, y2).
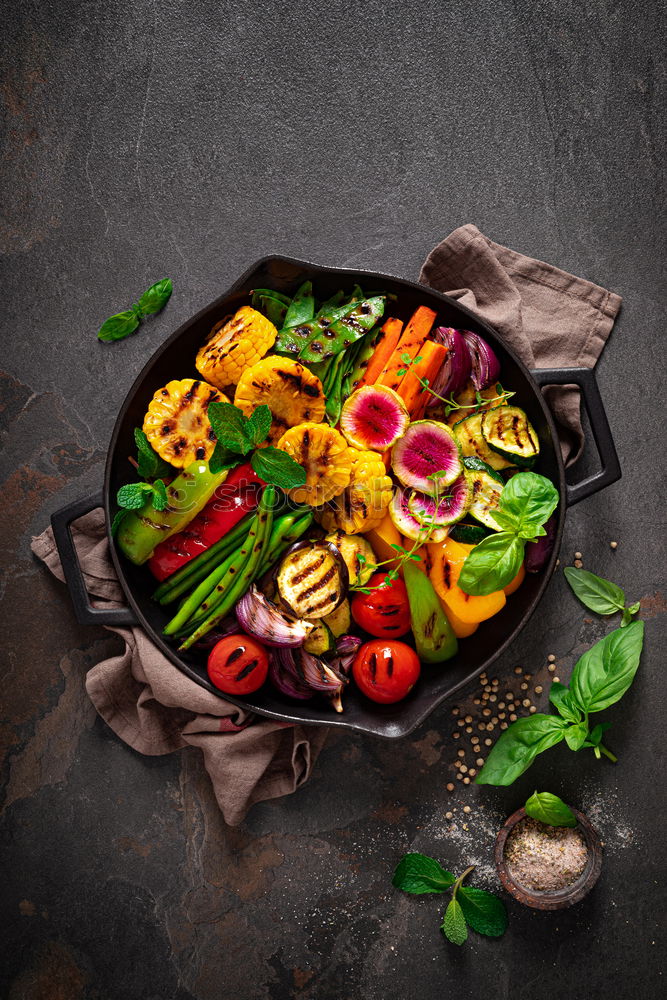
(50, 492, 138, 626)
(530, 367, 621, 507)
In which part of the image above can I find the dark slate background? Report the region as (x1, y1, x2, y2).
(1, 1, 665, 998)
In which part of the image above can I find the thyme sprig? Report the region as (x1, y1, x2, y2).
(395, 352, 514, 415)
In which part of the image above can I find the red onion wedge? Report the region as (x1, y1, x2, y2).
(429, 327, 471, 402)
(236, 585, 313, 647)
(335, 635, 362, 658)
(269, 649, 313, 700)
(461, 330, 501, 390)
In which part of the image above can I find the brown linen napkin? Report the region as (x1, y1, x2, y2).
(34, 226, 622, 824)
(420, 224, 622, 463)
(31, 509, 328, 827)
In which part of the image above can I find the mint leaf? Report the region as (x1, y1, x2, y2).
(209, 442, 243, 475)
(251, 446, 306, 490)
(564, 567, 625, 616)
(134, 427, 172, 480)
(569, 621, 645, 714)
(151, 479, 168, 511)
(392, 853, 456, 894)
(442, 898, 467, 945)
(245, 405, 272, 447)
(457, 887, 508, 937)
(207, 401, 252, 455)
(475, 715, 568, 786)
(117, 482, 152, 510)
(458, 532, 524, 596)
(525, 791, 577, 828)
(548, 681, 582, 724)
(98, 310, 140, 342)
(137, 278, 173, 316)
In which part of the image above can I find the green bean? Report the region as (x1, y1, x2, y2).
(256, 512, 313, 577)
(152, 511, 255, 605)
(162, 548, 241, 636)
(178, 486, 276, 650)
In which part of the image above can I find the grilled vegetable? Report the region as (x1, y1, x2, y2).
(323, 598, 351, 637)
(251, 288, 291, 328)
(276, 296, 386, 363)
(428, 538, 506, 624)
(391, 420, 462, 493)
(117, 461, 228, 565)
(325, 531, 375, 586)
(276, 541, 348, 619)
(389, 486, 448, 543)
(351, 573, 411, 638)
(403, 560, 457, 663)
(276, 422, 356, 506)
(196, 306, 278, 389)
(449, 521, 490, 544)
(464, 458, 504, 531)
(461, 330, 501, 390)
(363, 512, 404, 572)
(142, 378, 225, 468)
(444, 382, 507, 428)
(407, 472, 472, 528)
(207, 634, 269, 695)
(236, 585, 314, 647)
(481, 405, 539, 467)
(340, 385, 410, 452)
(428, 327, 472, 403)
(452, 410, 514, 471)
(315, 448, 393, 534)
(378, 305, 436, 390)
(303, 621, 336, 656)
(352, 640, 420, 704)
(234, 356, 326, 444)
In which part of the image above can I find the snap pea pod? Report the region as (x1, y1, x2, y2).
(298, 296, 386, 366)
(281, 281, 315, 329)
(178, 487, 276, 650)
(273, 296, 364, 357)
(251, 288, 291, 327)
(152, 511, 255, 605)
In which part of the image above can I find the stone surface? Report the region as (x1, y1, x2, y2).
(1, 1, 665, 997)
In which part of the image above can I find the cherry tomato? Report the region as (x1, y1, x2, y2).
(352, 640, 421, 704)
(207, 635, 269, 695)
(351, 573, 411, 638)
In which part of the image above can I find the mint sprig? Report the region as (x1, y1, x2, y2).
(392, 854, 507, 945)
(116, 479, 169, 514)
(98, 279, 172, 342)
(207, 401, 305, 490)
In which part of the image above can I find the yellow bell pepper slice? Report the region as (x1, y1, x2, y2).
(427, 538, 506, 624)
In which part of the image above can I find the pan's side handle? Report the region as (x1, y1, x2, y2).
(530, 367, 621, 506)
(50, 493, 138, 626)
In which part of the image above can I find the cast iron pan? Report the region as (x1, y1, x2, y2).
(51, 256, 621, 738)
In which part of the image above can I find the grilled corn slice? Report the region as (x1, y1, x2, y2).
(276, 422, 355, 506)
(196, 306, 277, 390)
(143, 378, 227, 468)
(234, 356, 326, 445)
(316, 449, 393, 534)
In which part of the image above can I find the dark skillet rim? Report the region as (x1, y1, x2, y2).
(104, 254, 566, 739)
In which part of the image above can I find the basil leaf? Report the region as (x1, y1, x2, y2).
(392, 853, 456, 894)
(621, 602, 640, 627)
(151, 479, 168, 511)
(583, 722, 611, 748)
(209, 442, 243, 475)
(569, 621, 645, 714)
(458, 532, 524, 596)
(251, 447, 306, 490)
(442, 898, 467, 945)
(207, 401, 252, 455)
(475, 715, 568, 786)
(563, 721, 589, 751)
(564, 567, 625, 615)
(489, 509, 521, 533)
(98, 310, 140, 342)
(499, 471, 559, 531)
(134, 427, 172, 480)
(282, 280, 315, 328)
(245, 404, 272, 447)
(524, 791, 577, 828)
(457, 887, 508, 936)
(548, 681, 582, 724)
(116, 482, 152, 510)
(137, 278, 173, 316)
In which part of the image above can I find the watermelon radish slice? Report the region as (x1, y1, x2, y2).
(388, 486, 449, 543)
(407, 473, 472, 527)
(340, 385, 410, 451)
(391, 420, 462, 494)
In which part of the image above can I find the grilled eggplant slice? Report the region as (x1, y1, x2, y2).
(276, 541, 348, 619)
(324, 531, 375, 586)
(453, 411, 514, 471)
(481, 405, 539, 467)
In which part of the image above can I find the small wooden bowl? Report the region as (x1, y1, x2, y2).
(494, 806, 603, 910)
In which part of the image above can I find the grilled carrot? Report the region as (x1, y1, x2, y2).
(378, 305, 437, 391)
(358, 317, 403, 388)
(396, 340, 448, 418)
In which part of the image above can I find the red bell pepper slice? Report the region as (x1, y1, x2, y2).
(148, 462, 263, 580)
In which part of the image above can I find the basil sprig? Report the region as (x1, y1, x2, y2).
(476, 620, 645, 785)
(564, 567, 640, 626)
(207, 401, 306, 491)
(98, 279, 172, 342)
(459, 472, 559, 596)
(392, 854, 507, 945)
(524, 791, 577, 827)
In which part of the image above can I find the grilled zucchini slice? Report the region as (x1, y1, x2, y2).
(453, 411, 515, 471)
(464, 461, 504, 531)
(481, 405, 539, 467)
(448, 521, 490, 544)
(303, 621, 336, 655)
(323, 598, 351, 637)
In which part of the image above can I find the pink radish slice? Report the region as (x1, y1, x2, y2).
(388, 486, 448, 543)
(391, 419, 462, 494)
(407, 473, 472, 527)
(340, 385, 410, 451)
